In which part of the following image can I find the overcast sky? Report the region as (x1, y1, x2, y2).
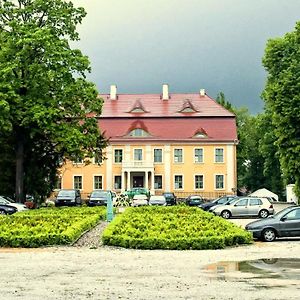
(73, 0, 300, 113)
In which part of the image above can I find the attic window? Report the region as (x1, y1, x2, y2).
(129, 128, 150, 137)
(193, 128, 208, 138)
(178, 99, 198, 113)
(128, 99, 148, 113)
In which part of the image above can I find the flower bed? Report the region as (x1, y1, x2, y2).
(0, 207, 106, 247)
(102, 206, 252, 250)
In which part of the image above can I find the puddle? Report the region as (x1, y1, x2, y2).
(203, 258, 300, 288)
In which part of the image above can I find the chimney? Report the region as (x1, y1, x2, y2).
(110, 84, 117, 100)
(162, 84, 169, 100)
(200, 89, 206, 97)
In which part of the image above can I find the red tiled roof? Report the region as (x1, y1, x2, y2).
(100, 93, 235, 118)
(99, 118, 237, 142)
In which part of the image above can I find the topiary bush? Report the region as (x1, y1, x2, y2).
(102, 206, 252, 250)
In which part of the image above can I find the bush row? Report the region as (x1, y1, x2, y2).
(102, 206, 252, 250)
(0, 207, 106, 247)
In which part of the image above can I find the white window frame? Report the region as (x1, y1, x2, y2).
(93, 151, 103, 165)
(93, 174, 103, 190)
(54, 176, 63, 191)
(114, 175, 122, 190)
(215, 174, 225, 190)
(174, 174, 184, 190)
(194, 174, 204, 190)
(114, 149, 123, 164)
(153, 148, 163, 163)
(73, 175, 83, 190)
(173, 148, 183, 163)
(194, 148, 204, 163)
(214, 147, 224, 163)
(133, 148, 143, 161)
(154, 174, 163, 190)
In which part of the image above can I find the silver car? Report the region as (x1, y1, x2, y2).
(213, 197, 274, 219)
(149, 195, 167, 206)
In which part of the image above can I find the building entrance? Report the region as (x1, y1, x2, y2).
(133, 176, 144, 188)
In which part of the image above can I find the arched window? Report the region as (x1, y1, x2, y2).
(129, 128, 149, 137)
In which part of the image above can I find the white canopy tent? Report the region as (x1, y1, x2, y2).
(249, 188, 279, 201)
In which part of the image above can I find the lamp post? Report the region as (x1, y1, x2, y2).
(106, 193, 114, 222)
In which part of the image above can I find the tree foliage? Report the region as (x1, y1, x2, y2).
(216, 92, 284, 197)
(0, 0, 107, 201)
(262, 21, 300, 197)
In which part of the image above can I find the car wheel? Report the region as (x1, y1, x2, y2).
(0, 210, 6, 215)
(221, 210, 231, 219)
(262, 228, 276, 242)
(259, 209, 269, 218)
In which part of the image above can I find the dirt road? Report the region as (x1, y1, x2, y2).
(1, 239, 300, 300)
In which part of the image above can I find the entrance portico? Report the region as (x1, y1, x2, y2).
(121, 161, 154, 194)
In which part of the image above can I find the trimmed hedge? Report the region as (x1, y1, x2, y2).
(0, 207, 106, 247)
(102, 206, 252, 250)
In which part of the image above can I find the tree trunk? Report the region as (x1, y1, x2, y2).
(15, 132, 24, 203)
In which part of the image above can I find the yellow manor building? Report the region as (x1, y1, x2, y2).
(58, 85, 238, 198)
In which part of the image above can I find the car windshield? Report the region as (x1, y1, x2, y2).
(226, 198, 239, 205)
(164, 193, 173, 197)
(58, 190, 75, 197)
(0, 196, 10, 204)
(91, 191, 109, 198)
(274, 206, 297, 219)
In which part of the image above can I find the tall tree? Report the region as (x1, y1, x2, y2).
(262, 21, 300, 198)
(0, 0, 107, 202)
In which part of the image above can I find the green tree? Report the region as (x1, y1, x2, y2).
(0, 0, 107, 202)
(262, 21, 300, 198)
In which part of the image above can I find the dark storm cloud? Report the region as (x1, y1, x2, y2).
(73, 0, 300, 113)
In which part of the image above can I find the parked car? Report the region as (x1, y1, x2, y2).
(132, 194, 148, 207)
(213, 197, 274, 219)
(162, 192, 177, 206)
(0, 196, 28, 212)
(185, 195, 204, 207)
(125, 188, 150, 199)
(199, 195, 237, 211)
(149, 195, 167, 206)
(0, 203, 18, 215)
(208, 197, 238, 212)
(55, 189, 82, 207)
(88, 190, 114, 206)
(245, 205, 300, 242)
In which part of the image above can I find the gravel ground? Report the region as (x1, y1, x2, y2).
(1, 220, 300, 300)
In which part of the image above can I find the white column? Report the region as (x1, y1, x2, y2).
(121, 171, 125, 192)
(145, 171, 148, 189)
(226, 144, 235, 193)
(164, 145, 171, 191)
(151, 171, 155, 195)
(127, 171, 131, 190)
(106, 146, 113, 190)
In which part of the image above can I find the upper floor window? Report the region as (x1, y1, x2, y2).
(129, 128, 150, 137)
(154, 149, 163, 163)
(134, 149, 143, 161)
(94, 150, 103, 164)
(215, 148, 224, 163)
(194, 148, 203, 163)
(114, 149, 123, 163)
(174, 149, 183, 163)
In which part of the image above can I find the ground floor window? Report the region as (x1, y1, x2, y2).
(114, 176, 122, 190)
(73, 175, 82, 190)
(94, 175, 103, 189)
(174, 175, 183, 189)
(154, 175, 163, 189)
(195, 175, 204, 189)
(215, 174, 224, 189)
(55, 177, 62, 190)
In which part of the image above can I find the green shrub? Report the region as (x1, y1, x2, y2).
(0, 207, 106, 247)
(102, 206, 252, 250)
